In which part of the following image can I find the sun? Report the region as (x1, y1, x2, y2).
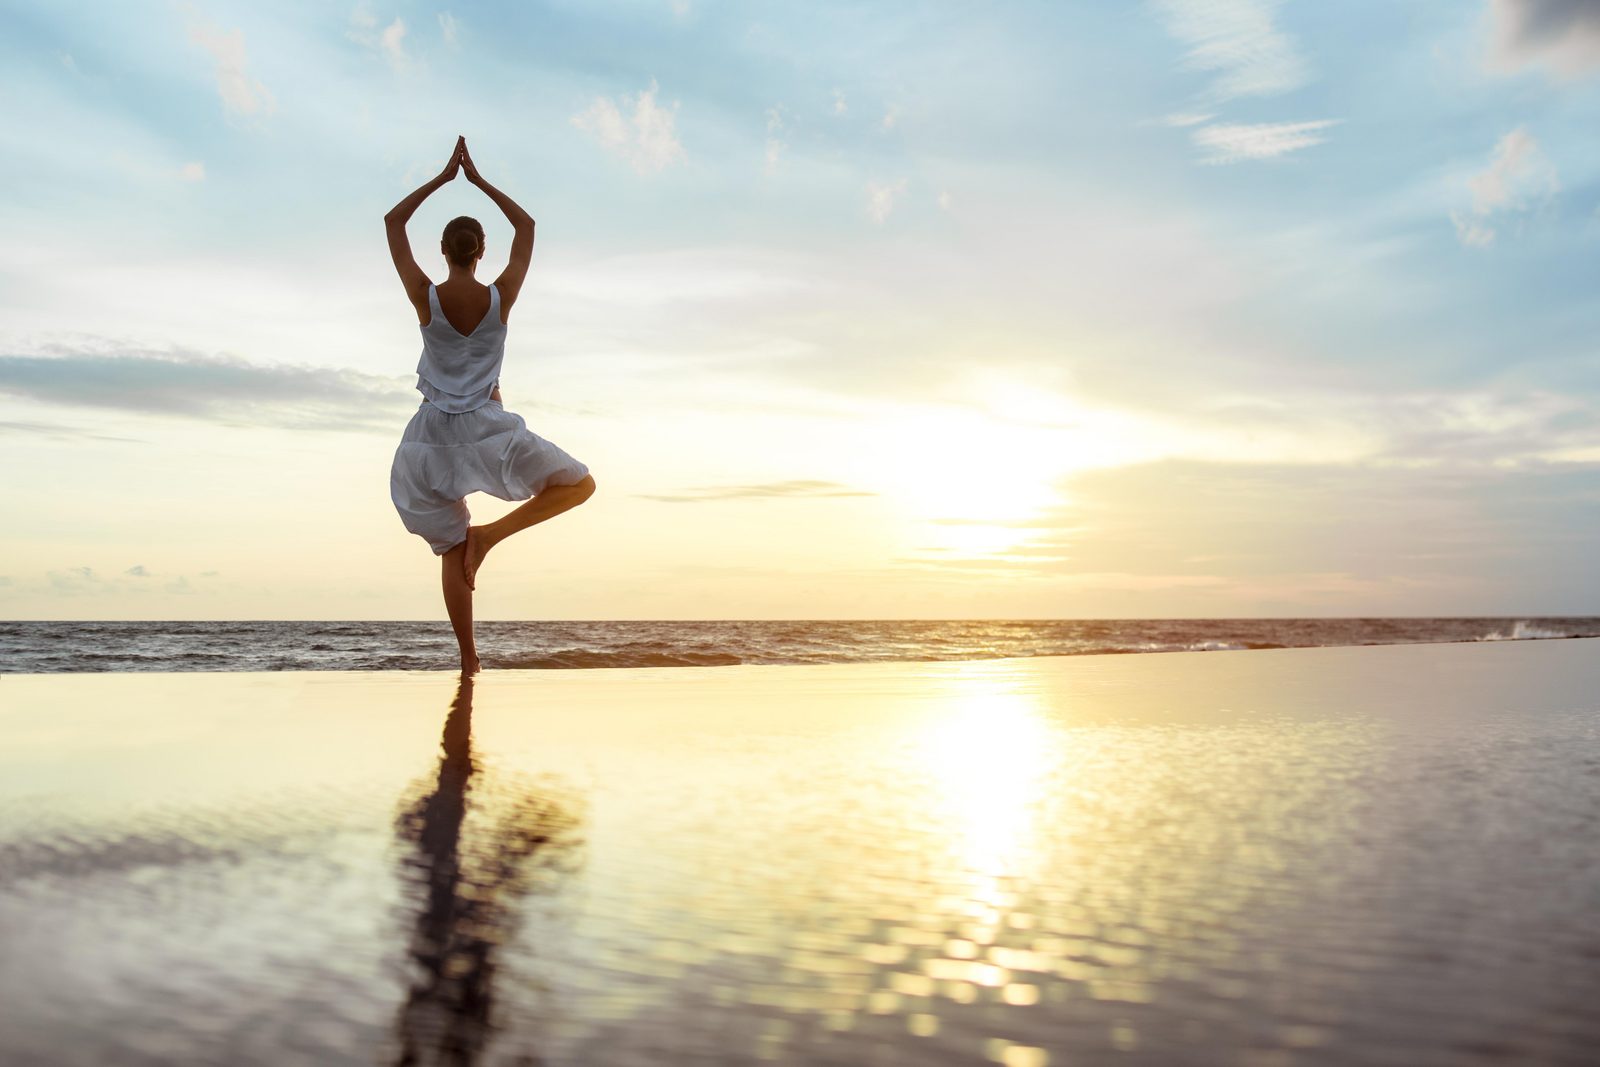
(860, 376, 1161, 555)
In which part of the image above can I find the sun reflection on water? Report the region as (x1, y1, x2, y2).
(915, 670, 1057, 882)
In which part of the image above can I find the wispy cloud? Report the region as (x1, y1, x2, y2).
(348, 5, 411, 72)
(0, 343, 419, 431)
(186, 18, 275, 119)
(179, 161, 206, 182)
(1150, 0, 1309, 102)
(832, 88, 847, 115)
(571, 79, 686, 174)
(1192, 118, 1341, 163)
(1149, 1, 1337, 164)
(37, 566, 209, 598)
(1451, 126, 1559, 246)
(638, 479, 874, 503)
(438, 11, 458, 47)
(764, 105, 786, 175)
(866, 178, 908, 224)
(1490, 0, 1600, 77)
(0, 419, 137, 442)
(898, 455, 1600, 612)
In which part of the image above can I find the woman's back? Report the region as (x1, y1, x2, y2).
(415, 281, 506, 413)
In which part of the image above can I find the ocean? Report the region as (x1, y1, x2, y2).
(2, 617, 1597, 673)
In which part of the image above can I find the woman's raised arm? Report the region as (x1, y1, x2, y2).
(384, 137, 464, 312)
(460, 141, 536, 315)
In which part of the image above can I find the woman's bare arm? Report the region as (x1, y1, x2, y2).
(459, 142, 536, 316)
(384, 137, 464, 316)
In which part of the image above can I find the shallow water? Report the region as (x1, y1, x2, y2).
(1, 641, 1598, 1064)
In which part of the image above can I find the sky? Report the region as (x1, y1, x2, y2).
(1, 0, 1599, 620)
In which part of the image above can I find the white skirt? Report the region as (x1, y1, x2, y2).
(390, 399, 590, 555)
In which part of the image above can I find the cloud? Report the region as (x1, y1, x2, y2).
(1453, 214, 1497, 247)
(571, 79, 686, 174)
(881, 103, 900, 130)
(1490, 0, 1600, 77)
(179, 161, 205, 182)
(37, 566, 212, 599)
(0, 419, 137, 442)
(764, 105, 786, 174)
(348, 4, 410, 71)
(380, 18, 408, 67)
(438, 11, 458, 46)
(904, 456, 1600, 613)
(0, 343, 420, 431)
(1468, 127, 1558, 211)
(1451, 126, 1559, 246)
(832, 88, 847, 115)
(1150, 0, 1309, 102)
(638, 479, 874, 503)
(45, 567, 101, 597)
(1149, 2, 1331, 162)
(1191, 119, 1341, 163)
(866, 178, 908, 223)
(186, 18, 275, 119)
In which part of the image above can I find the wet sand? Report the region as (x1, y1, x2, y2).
(2, 640, 1598, 1066)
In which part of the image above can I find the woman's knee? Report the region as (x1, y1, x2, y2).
(575, 473, 597, 501)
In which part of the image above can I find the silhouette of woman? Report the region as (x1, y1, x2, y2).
(385, 136, 596, 673)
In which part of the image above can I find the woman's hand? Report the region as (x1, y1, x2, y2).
(386, 136, 466, 223)
(459, 138, 483, 185)
(439, 135, 465, 182)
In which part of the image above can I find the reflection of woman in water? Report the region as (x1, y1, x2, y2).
(385, 136, 597, 673)
(392, 674, 584, 1065)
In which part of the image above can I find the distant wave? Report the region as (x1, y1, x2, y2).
(2, 618, 1597, 674)
(1478, 619, 1584, 642)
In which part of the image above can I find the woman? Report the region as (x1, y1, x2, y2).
(386, 136, 596, 674)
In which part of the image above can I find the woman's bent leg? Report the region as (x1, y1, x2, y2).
(441, 540, 479, 673)
(465, 474, 596, 587)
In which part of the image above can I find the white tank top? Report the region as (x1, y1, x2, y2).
(414, 281, 506, 413)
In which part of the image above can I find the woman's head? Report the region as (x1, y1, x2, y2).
(441, 216, 485, 268)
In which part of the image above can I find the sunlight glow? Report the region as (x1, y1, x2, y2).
(862, 377, 1167, 557)
(916, 667, 1057, 877)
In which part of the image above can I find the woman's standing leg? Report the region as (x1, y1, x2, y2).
(441, 540, 480, 673)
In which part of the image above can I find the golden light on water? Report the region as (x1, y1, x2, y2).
(916, 668, 1057, 878)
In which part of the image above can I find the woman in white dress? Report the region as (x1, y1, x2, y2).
(385, 137, 596, 674)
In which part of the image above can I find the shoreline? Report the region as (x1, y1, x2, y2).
(2, 622, 1597, 677)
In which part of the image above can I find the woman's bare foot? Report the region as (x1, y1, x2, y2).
(462, 525, 493, 590)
